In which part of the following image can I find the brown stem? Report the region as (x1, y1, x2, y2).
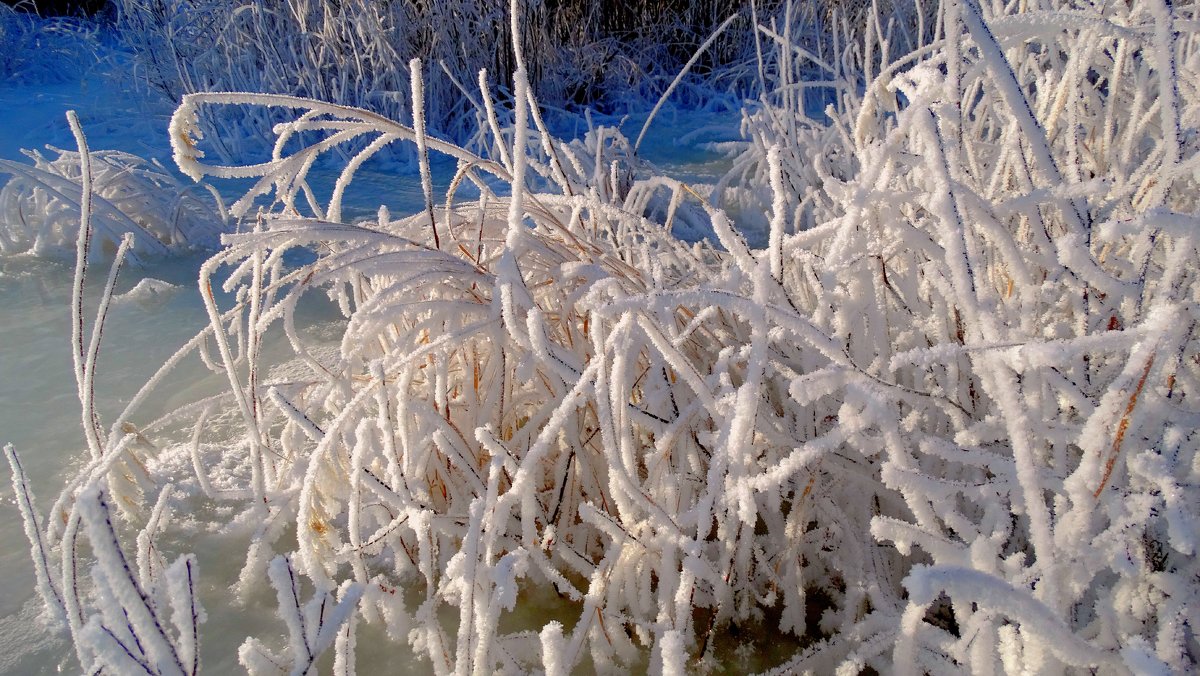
(1094, 354, 1154, 498)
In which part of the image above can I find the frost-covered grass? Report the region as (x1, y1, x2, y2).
(717, 0, 1200, 671)
(110, 0, 761, 161)
(6, 0, 1200, 674)
(0, 4, 105, 84)
(0, 146, 227, 260)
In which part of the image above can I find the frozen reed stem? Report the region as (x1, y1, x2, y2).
(410, 57, 440, 250)
(5, 444, 68, 632)
(66, 110, 103, 461)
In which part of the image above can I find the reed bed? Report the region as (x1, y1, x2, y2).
(7, 0, 1200, 673)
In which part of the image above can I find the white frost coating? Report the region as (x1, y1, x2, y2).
(266, 555, 311, 668)
(112, 278, 182, 306)
(766, 144, 786, 282)
(890, 602, 928, 676)
(410, 58, 439, 249)
(957, 0, 1085, 234)
(238, 638, 286, 676)
(164, 555, 204, 676)
(1149, 0, 1181, 178)
(15, 2, 1200, 674)
(77, 486, 187, 676)
(540, 621, 566, 676)
(263, 556, 365, 676)
(310, 581, 365, 665)
(79, 614, 155, 675)
(509, 0, 525, 73)
(477, 69, 513, 171)
(506, 67, 530, 250)
(83, 233, 133, 471)
(1120, 637, 1172, 676)
(0, 147, 224, 260)
(906, 566, 1112, 668)
(169, 96, 205, 182)
(659, 629, 686, 676)
(328, 132, 400, 224)
(135, 483, 173, 606)
(66, 110, 99, 461)
(4, 445, 67, 632)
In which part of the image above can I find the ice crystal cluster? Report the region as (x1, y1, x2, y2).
(7, 0, 1200, 674)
